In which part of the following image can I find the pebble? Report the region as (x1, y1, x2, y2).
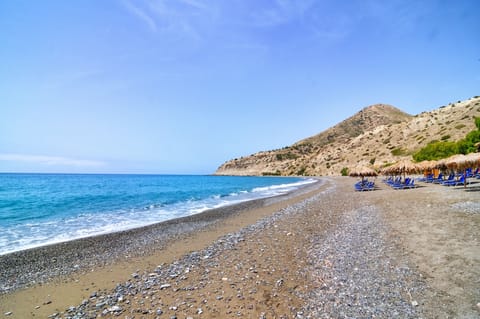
(1, 180, 437, 318)
(299, 204, 425, 318)
(107, 305, 122, 312)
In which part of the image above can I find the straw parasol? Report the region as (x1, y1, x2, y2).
(349, 165, 377, 182)
(381, 159, 421, 178)
(435, 158, 448, 171)
(349, 165, 377, 177)
(444, 153, 480, 187)
(464, 152, 480, 167)
(417, 160, 438, 171)
(445, 154, 468, 169)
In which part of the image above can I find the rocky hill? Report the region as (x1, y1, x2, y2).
(215, 96, 480, 176)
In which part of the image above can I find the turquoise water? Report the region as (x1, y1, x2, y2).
(0, 174, 315, 255)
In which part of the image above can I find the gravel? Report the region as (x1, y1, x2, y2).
(1, 178, 434, 318)
(0, 183, 319, 294)
(299, 204, 426, 318)
(451, 201, 480, 214)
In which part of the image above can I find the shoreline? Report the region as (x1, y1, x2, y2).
(1, 177, 479, 318)
(0, 178, 323, 293)
(0, 175, 317, 258)
(0, 178, 325, 317)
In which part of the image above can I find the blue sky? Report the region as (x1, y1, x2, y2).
(1, 0, 479, 174)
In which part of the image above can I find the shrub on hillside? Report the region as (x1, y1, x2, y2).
(391, 148, 407, 156)
(413, 117, 480, 161)
(413, 141, 458, 161)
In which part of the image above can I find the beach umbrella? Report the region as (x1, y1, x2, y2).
(380, 163, 400, 176)
(416, 160, 438, 179)
(349, 165, 377, 182)
(445, 154, 468, 169)
(417, 160, 438, 171)
(383, 159, 420, 177)
(445, 153, 480, 188)
(435, 158, 448, 171)
(464, 152, 480, 167)
(380, 165, 395, 176)
(349, 165, 377, 177)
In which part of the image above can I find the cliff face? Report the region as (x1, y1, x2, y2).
(215, 97, 480, 176)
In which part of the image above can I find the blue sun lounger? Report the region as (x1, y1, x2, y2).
(354, 181, 375, 191)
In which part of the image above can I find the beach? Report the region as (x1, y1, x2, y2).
(1, 177, 479, 318)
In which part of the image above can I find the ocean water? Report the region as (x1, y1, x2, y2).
(0, 174, 315, 255)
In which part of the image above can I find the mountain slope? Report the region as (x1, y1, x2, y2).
(215, 96, 480, 176)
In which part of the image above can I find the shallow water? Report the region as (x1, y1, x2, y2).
(0, 174, 314, 255)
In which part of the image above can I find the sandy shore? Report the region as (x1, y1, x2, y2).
(1, 177, 479, 318)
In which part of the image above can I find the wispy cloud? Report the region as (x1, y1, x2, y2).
(179, 0, 210, 11)
(121, 0, 217, 40)
(248, 0, 316, 27)
(122, 0, 157, 32)
(0, 153, 106, 168)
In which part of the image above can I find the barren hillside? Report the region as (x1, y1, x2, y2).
(215, 96, 480, 176)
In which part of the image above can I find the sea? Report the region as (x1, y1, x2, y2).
(0, 173, 315, 255)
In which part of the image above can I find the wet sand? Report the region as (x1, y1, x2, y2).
(1, 177, 479, 318)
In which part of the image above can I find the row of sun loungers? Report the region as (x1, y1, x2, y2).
(383, 177, 417, 190)
(355, 167, 479, 192)
(420, 173, 473, 186)
(354, 180, 375, 191)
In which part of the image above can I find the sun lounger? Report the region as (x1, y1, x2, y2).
(392, 178, 416, 190)
(355, 181, 375, 191)
(418, 174, 432, 182)
(440, 174, 455, 185)
(431, 173, 444, 184)
(442, 175, 469, 187)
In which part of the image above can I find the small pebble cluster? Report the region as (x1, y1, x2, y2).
(299, 204, 425, 318)
(450, 201, 480, 214)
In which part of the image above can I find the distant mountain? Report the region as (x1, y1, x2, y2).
(215, 96, 480, 176)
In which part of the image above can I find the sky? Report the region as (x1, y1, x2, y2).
(0, 0, 479, 174)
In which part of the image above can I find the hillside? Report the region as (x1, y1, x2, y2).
(215, 96, 480, 176)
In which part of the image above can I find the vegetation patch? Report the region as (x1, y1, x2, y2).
(296, 166, 307, 176)
(262, 170, 281, 176)
(413, 117, 480, 161)
(391, 148, 407, 156)
(441, 135, 451, 141)
(276, 152, 299, 161)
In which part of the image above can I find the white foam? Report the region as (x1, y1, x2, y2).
(0, 178, 318, 255)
